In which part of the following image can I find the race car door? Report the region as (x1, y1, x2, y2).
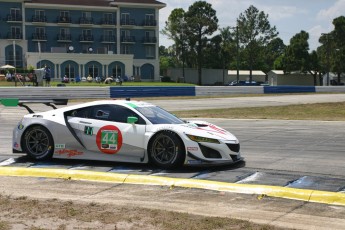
(78, 104, 147, 162)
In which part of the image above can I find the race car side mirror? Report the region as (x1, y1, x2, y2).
(127, 116, 138, 124)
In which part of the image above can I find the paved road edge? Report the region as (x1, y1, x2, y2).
(1, 166, 344, 206)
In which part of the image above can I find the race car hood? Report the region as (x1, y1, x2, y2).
(148, 120, 238, 142)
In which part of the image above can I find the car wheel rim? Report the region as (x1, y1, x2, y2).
(152, 135, 177, 164)
(25, 129, 50, 157)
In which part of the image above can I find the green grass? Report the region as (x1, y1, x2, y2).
(174, 102, 345, 121)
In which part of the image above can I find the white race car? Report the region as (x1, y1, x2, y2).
(2, 98, 242, 169)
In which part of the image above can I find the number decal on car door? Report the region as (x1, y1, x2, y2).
(96, 125, 123, 154)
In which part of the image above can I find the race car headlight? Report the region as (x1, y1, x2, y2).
(186, 134, 220, 144)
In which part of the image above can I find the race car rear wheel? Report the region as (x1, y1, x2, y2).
(149, 131, 185, 169)
(22, 125, 54, 160)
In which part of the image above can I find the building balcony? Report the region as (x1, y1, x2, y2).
(101, 35, 116, 43)
(142, 36, 157, 44)
(142, 20, 157, 27)
(100, 19, 116, 26)
(7, 32, 22, 40)
(57, 16, 72, 24)
(79, 35, 94, 42)
(57, 34, 72, 42)
(32, 33, 47, 41)
(121, 36, 136, 43)
(6, 14, 22, 22)
(32, 15, 47, 23)
(79, 17, 94, 25)
(120, 19, 136, 26)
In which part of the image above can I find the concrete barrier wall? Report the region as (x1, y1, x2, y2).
(0, 86, 345, 100)
(196, 86, 264, 96)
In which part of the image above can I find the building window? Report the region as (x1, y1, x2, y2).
(33, 27, 46, 40)
(10, 26, 21, 39)
(103, 13, 113, 24)
(59, 11, 70, 23)
(121, 13, 130, 24)
(121, 45, 131, 54)
(144, 30, 155, 43)
(145, 46, 155, 58)
(112, 65, 122, 77)
(81, 12, 92, 24)
(81, 29, 93, 42)
(35, 10, 45, 17)
(88, 65, 99, 78)
(34, 10, 46, 22)
(10, 8, 21, 20)
(59, 28, 71, 40)
(65, 64, 75, 78)
(103, 30, 114, 42)
(144, 14, 155, 26)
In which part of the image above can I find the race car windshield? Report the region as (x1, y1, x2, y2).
(135, 106, 184, 124)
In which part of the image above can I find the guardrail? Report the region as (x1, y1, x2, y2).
(0, 87, 110, 99)
(0, 86, 345, 100)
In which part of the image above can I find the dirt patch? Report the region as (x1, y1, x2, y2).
(0, 194, 284, 230)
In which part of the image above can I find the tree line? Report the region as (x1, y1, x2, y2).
(160, 1, 345, 85)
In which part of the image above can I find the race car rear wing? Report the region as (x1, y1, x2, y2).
(0, 98, 68, 113)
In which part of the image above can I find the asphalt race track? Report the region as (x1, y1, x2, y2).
(1, 95, 345, 205)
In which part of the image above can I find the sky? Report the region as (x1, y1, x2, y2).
(158, 0, 345, 51)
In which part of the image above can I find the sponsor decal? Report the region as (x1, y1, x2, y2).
(187, 147, 199, 151)
(96, 125, 123, 154)
(13, 142, 19, 148)
(17, 124, 24, 130)
(55, 144, 65, 149)
(84, 126, 93, 136)
(55, 149, 83, 158)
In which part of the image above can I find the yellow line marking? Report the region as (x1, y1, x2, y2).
(0, 167, 344, 206)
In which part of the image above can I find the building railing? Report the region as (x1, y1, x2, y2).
(121, 36, 136, 43)
(57, 16, 72, 23)
(7, 32, 22, 39)
(142, 20, 157, 27)
(79, 35, 94, 42)
(6, 14, 22, 22)
(57, 34, 72, 41)
(32, 15, 47, 23)
(32, 33, 47, 41)
(120, 19, 136, 26)
(142, 36, 157, 43)
(101, 35, 116, 43)
(79, 17, 94, 25)
(100, 19, 116, 25)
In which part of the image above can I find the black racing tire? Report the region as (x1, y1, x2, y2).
(149, 131, 185, 169)
(22, 125, 54, 160)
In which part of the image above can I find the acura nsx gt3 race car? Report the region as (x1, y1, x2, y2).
(2, 98, 242, 169)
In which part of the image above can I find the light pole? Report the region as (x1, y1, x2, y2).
(180, 18, 186, 83)
(321, 33, 331, 86)
(230, 26, 239, 83)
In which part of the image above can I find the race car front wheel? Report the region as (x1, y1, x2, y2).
(22, 125, 54, 160)
(149, 131, 185, 169)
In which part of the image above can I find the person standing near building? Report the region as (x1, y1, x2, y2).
(45, 66, 51, 87)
